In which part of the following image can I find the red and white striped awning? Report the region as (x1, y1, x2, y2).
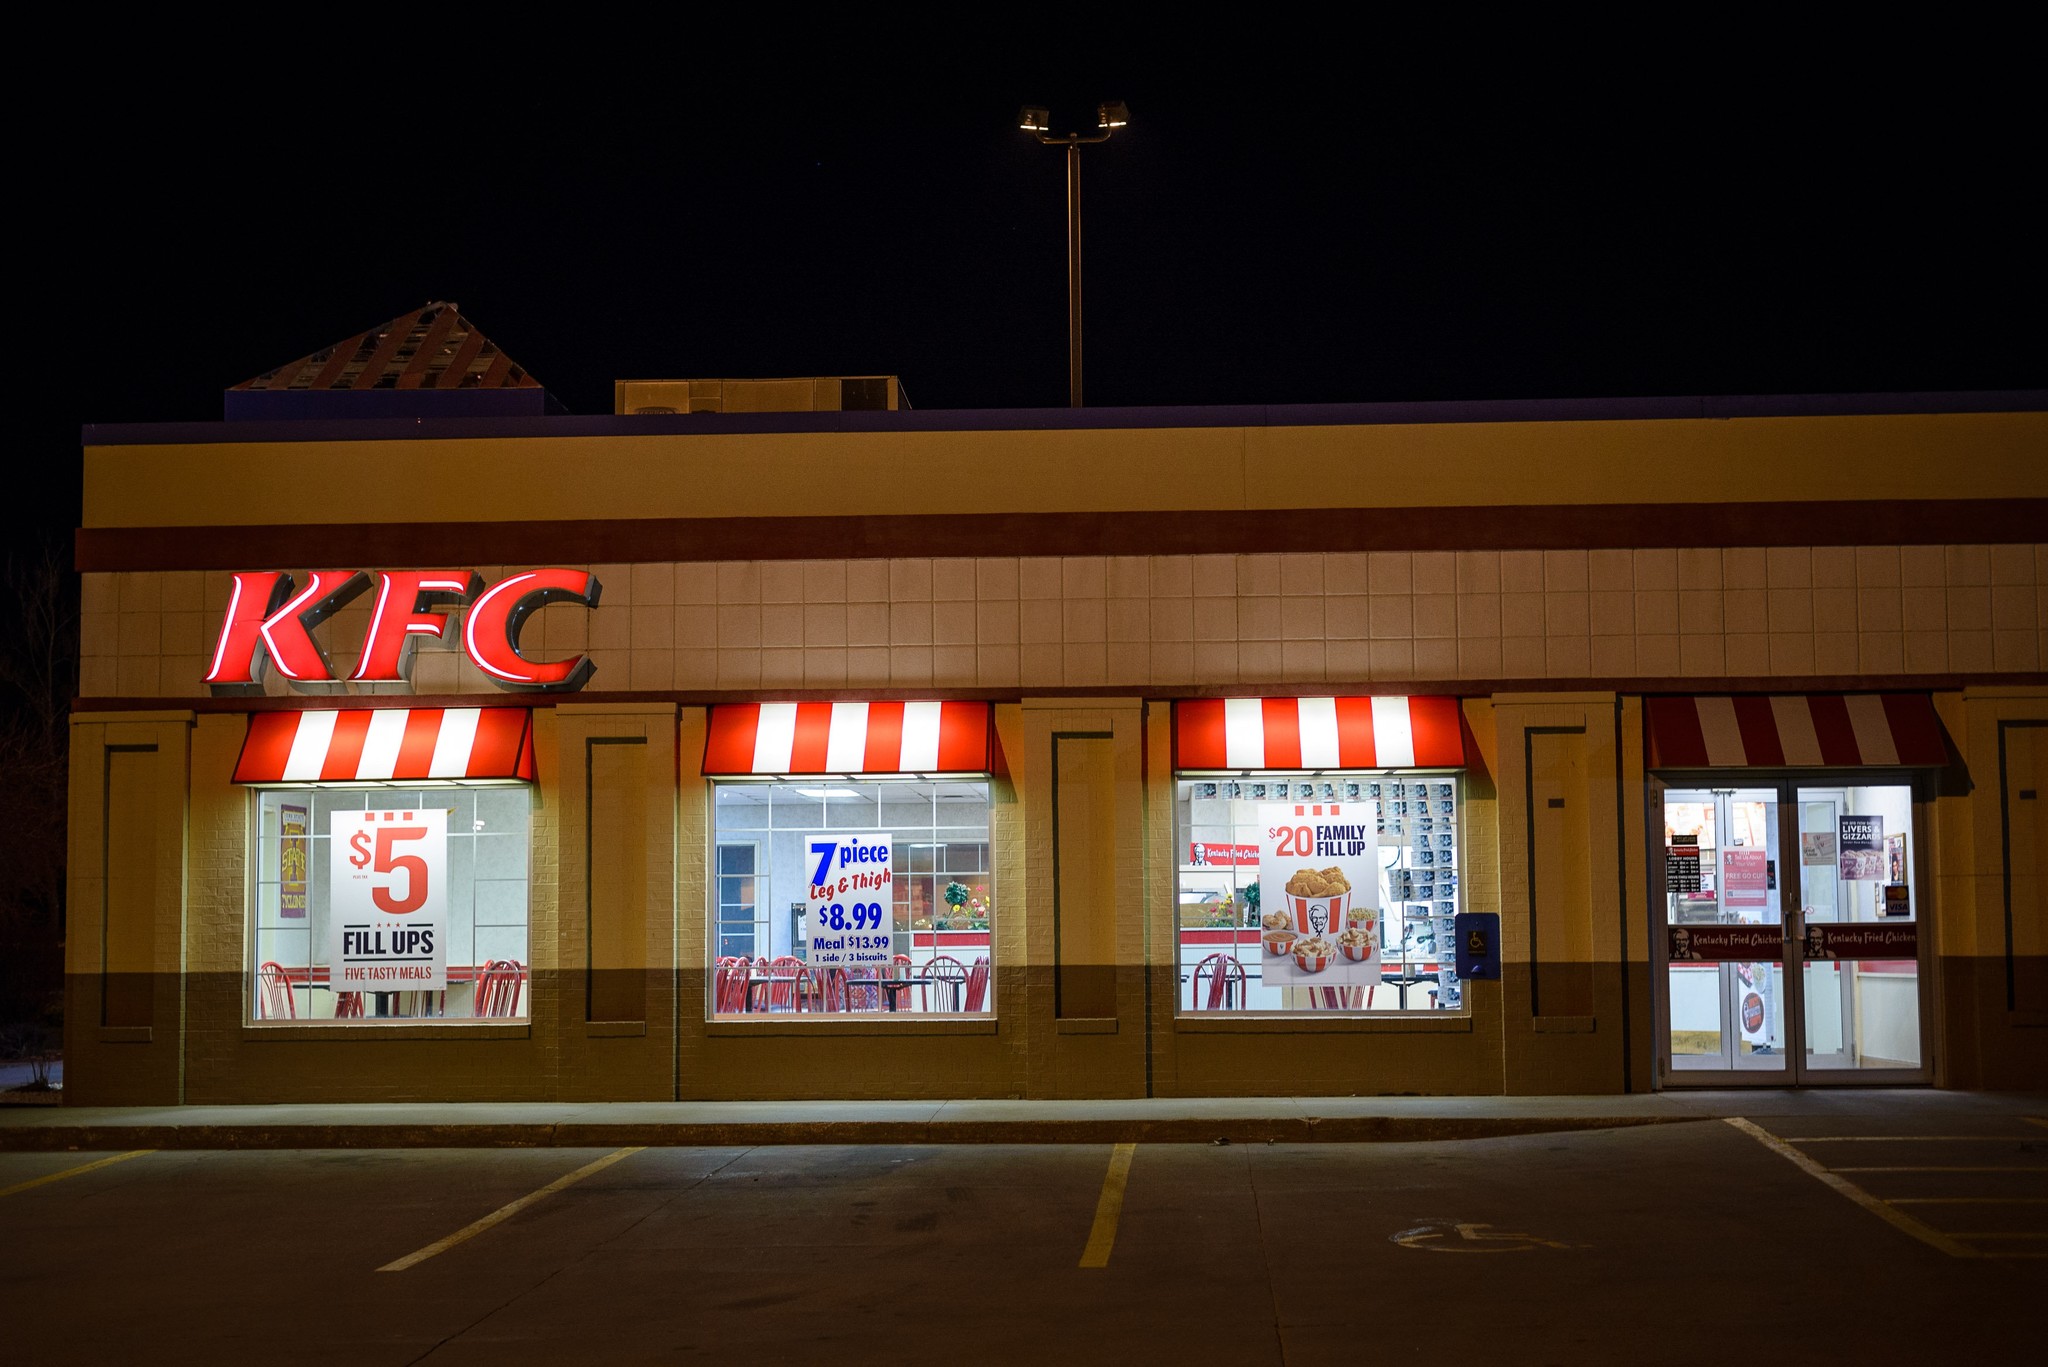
(233, 708, 536, 783)
(1646, 694, 1947, 769)
(1174, 697, 1466, 770)
(704, 701, 992, 776)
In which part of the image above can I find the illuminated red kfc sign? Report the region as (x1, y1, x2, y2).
(205, 568, 601, 695)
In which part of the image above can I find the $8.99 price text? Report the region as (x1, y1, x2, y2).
(813, 902, 886, 931)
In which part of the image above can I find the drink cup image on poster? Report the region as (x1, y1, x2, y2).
(805, 833, 894, 970)
(1838, 815, 1884, 880)
(327, 809, 447, 992)
(1257, 803, 1380, 986)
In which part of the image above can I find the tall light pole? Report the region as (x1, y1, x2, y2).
(1020, 101, 1129, 407)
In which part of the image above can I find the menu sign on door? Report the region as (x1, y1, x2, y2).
(1666, 837, 1702, 892)
(329, 809, 447, 991)
(805, 833, 894, 969)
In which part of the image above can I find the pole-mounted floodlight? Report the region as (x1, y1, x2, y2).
(1020, 99, 1130, 407)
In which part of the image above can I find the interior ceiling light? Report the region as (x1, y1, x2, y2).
(795, 786, 864, 799)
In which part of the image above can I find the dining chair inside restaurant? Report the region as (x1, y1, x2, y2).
(922, 955, 969, 1011)
(474, 959, 527, 1018)
(843, 960, 887, 1012)
(964, 956, 991, 1012)
(257, 961, 295, 1020)
(716, 957, 753, 1014)
(1192, 953, 1248, 1010)
(1308, 984, 1370, 1010)
(333, 991, 365, 1019)
(885, 955, 921, 1010)
(766, 956, 806, 1012)
(812, 966, 848, 1012)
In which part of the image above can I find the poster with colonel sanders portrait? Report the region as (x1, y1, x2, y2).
(1256, 803, 1380, 986)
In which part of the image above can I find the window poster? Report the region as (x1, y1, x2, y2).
(804, 832, 894, 970)
(1257, 803, 1380, 986)
(1188, 841, 1259, 867)
(1736, 961, 1773, 1050)
(1839, 815, 1885, 880)
(279, 802, 309, 919)
(1666, 836, 1702, 892)
(1800, 830, 1836, 866)
(1723, 848, 1770, 909)
(328, 808, 448, 991)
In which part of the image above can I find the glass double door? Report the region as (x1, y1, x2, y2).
(1656, 779, 1927, 1085)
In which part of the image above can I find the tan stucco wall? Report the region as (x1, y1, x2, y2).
(81, 410, 2048, 528)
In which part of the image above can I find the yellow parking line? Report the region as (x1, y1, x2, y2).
(0, 1150, 151, 1199)
(2027, 1118, 2048, 1132)
(377, 1147, 644, 1273)
(1078, 1143, 1137, 1269)
(1726, 1119, 1977, 1259)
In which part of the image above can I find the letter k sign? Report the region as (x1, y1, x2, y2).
(205, 571, 370, 694)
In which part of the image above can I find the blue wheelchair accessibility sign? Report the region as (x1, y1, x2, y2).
(1453, 912, 1500, 980)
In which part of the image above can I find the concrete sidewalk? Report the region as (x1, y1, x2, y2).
(5, 1089, 2042, 1150)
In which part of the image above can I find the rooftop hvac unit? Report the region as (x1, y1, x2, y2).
(614, 376, 902, 415)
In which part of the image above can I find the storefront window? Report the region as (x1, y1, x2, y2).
(1176, 774, 1462, 1014)
(709, 779, 994, 1016)
(250, 786, 531, 1023)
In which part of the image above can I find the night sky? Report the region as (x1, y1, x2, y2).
(26, 38, 2042, 547)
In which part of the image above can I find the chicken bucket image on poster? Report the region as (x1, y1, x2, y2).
(1258, 803, 1380, 985)
(328, 809, 448, 991)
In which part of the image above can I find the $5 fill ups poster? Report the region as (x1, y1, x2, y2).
(328, 809, 448, 991)
(1257, 803, 1380, 985)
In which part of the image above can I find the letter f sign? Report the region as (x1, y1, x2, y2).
(205, 571, 370, 695)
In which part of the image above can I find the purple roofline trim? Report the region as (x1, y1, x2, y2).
(81, 390, 2047, 446)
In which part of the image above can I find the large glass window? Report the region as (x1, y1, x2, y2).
(1176, 773, 1463, 1014)
(250, 786, 531, 1023)
(709, 779, 994, 1017)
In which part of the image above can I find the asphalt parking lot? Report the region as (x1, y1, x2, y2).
(4, 1116, 2043, 1365)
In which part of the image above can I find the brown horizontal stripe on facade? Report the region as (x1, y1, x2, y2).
(72, 498, 2048, 572)
(71, 671, 2048, 715)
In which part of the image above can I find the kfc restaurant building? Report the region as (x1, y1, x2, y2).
(63, 307, 2048, 1102)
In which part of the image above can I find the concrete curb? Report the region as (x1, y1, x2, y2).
(0, 1113, 1695, 1151)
